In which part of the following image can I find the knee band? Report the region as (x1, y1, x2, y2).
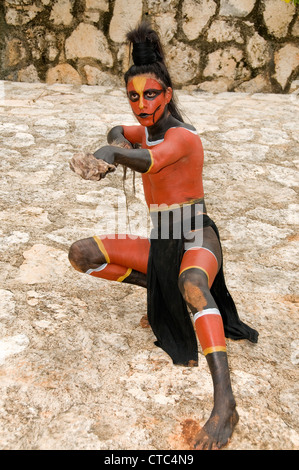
(179, 247, 218, 288)
(86, 235, 132, 282)
(194, 308, 226, 356)
(93, 235, 149, 274)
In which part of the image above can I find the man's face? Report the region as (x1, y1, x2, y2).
(127, 75, 172, 127)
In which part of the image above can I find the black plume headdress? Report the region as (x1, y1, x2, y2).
(127, 21, 164, 66)
(132, 42, 162, 66)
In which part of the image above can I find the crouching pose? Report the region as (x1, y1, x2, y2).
(69, 22, 258, 450)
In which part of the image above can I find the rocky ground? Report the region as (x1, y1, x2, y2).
(0, 80, 298, 450)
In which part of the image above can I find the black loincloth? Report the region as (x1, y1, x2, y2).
(147, 209, 258, 366)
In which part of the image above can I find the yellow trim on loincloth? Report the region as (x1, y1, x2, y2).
(149, 198, 205, 212)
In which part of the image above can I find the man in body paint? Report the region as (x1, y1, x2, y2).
(69, 22, 258, 450)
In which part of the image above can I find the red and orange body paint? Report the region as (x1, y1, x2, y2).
(193, 309, 226, 356)
(126, 76, 172, 127)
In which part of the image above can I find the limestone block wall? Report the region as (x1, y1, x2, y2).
(0, 0, 298, 93)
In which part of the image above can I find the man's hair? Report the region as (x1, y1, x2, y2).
(124, 21, 183, 122)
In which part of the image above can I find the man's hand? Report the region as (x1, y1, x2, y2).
(69, 152, 116, 181)
(93, 145, 117, 165)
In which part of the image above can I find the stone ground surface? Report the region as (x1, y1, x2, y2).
(0, 80, 298, 451)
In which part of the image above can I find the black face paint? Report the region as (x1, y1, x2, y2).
(128, 89, 164, 103)
(127, 77, 170, 127)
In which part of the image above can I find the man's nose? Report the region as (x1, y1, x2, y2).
(139, 95, 144, 109)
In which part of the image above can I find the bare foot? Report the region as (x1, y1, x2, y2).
(193, 405, 239, 450)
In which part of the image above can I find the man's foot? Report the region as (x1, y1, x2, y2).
(193, 404, 239, 450)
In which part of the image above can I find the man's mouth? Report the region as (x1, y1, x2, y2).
(136, 106, 161, 119)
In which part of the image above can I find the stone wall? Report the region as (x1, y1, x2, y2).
(0, 0, 299, 93)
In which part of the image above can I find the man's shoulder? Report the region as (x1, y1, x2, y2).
(177, 122, 197, 132)
(166, 122, 198, 138)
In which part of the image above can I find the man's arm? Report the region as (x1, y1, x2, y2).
(107, 126, 132, 148)
(96, 124, 151, 173)
(93, 145, 152, 174)
(107, 125, 144, 147)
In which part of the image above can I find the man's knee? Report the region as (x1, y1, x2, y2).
(178, 269, 210, 312)
(69, 238, 101, 273)
(69, 240, 85, 272)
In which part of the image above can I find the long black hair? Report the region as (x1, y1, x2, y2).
(124, 22, 184, 122)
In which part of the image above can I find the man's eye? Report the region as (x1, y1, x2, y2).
(144, 89, 163, 100)
(145, 91, 157, 99)
(129, 92, 139, 102)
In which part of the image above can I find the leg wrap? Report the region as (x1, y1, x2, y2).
(179, 247, 218, 288)
(194, 308, 226, 356)
(86, 235, 149, 282)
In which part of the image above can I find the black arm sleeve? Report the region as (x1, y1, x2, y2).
(93, 145, 152, 173)
(107, 126, 131, 147)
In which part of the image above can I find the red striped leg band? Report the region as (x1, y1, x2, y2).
(86, 264, 132, 283)
(194, 308, 226, 356)
(93, 235, 149, 275)
(88, 235, 132, 282)
(179, 247, 218, 288)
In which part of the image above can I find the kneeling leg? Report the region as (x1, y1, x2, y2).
(68, 235, 148, 287)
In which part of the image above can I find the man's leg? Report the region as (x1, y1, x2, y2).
(178, 228, 238, 449)
(68, 235, 149, 288)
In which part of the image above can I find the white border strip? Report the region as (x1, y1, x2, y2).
(86, 263, 107, 275)
(193, 308, 221, 322)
